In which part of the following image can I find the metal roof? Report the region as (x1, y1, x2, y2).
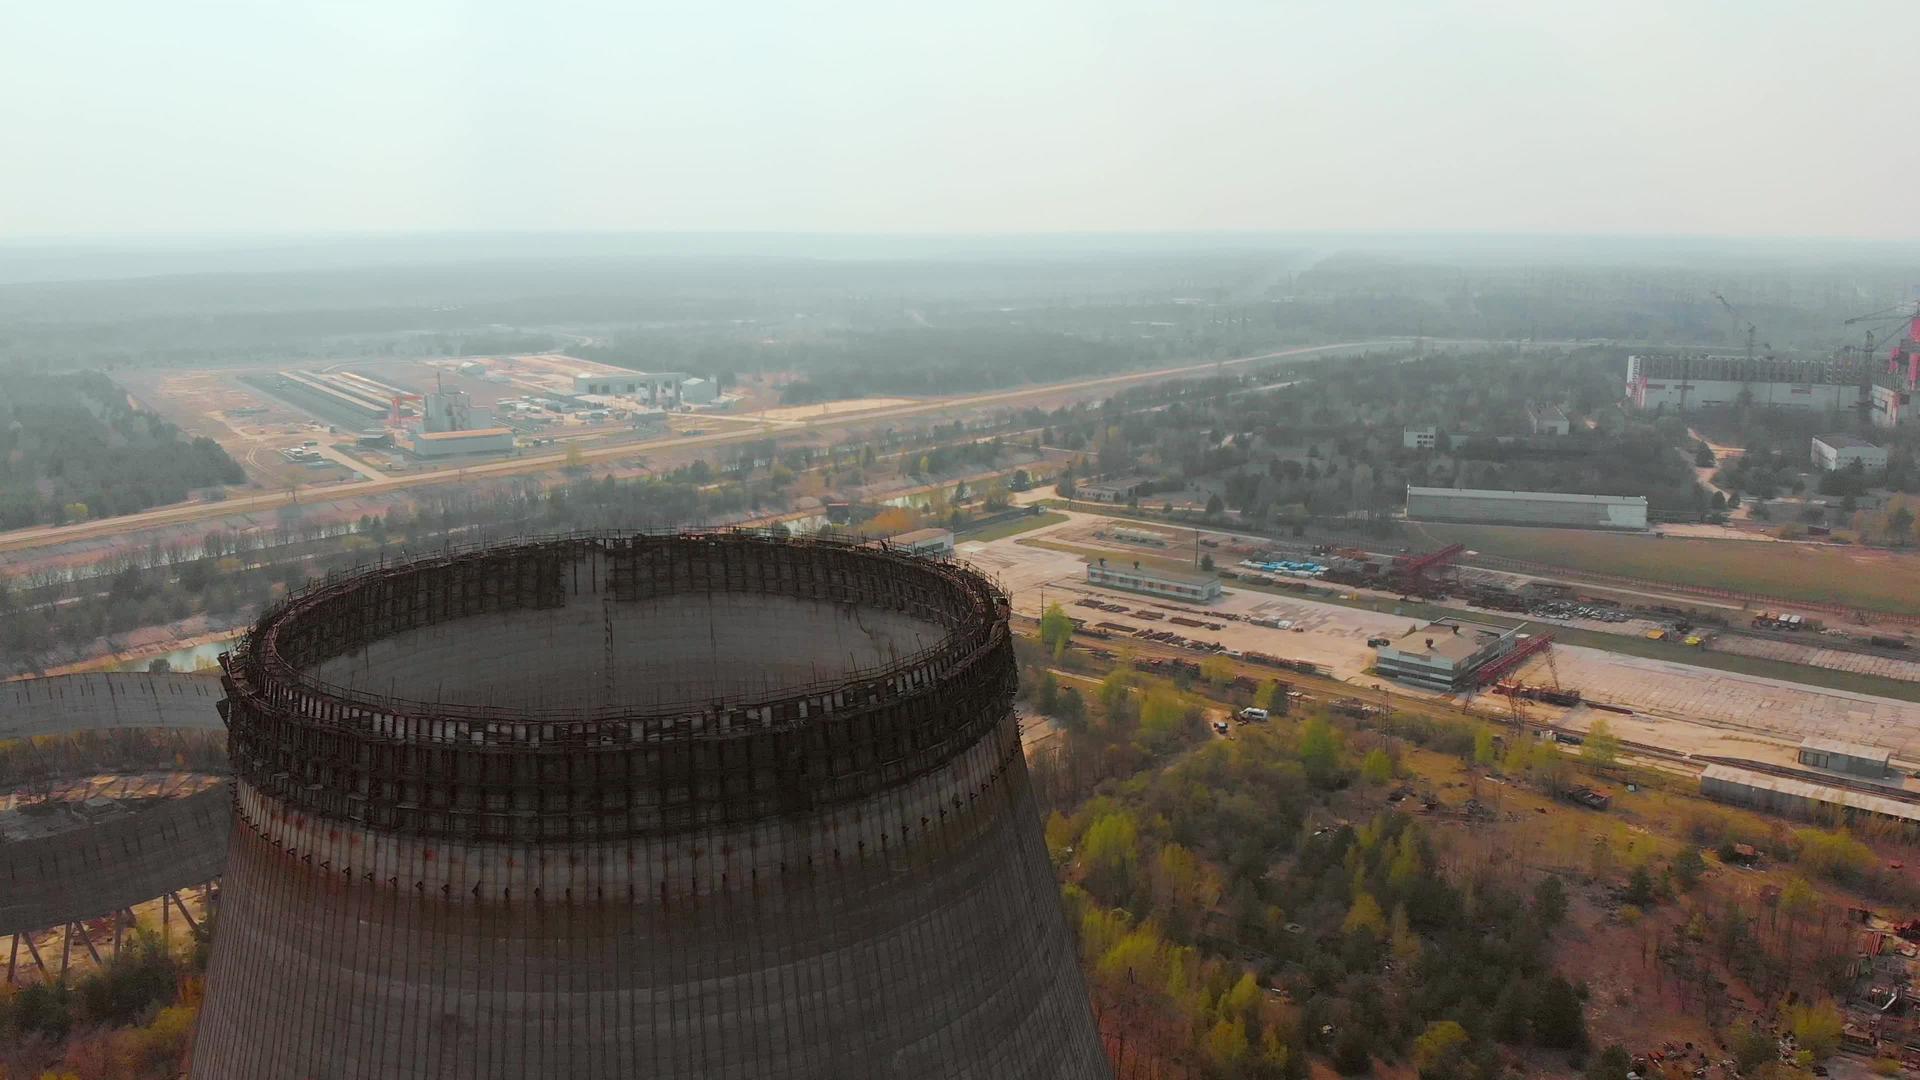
(1406, 486, 1646, 507)
(1381, 619, 1514, 664)
(1814, 434, 1879, 451)
(889, 528, 954, 546)
(1702, 764, 1920, 824)
(1088, 562, 1218, 587)
(1798, 736, 1892, 763)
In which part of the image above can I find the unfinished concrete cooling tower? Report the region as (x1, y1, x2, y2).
(193, 532, 1110, 1080)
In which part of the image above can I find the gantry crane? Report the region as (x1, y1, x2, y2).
(1389, 543, 1465, 595)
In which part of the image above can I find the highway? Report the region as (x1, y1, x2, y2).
(0, 341, 1387, 556)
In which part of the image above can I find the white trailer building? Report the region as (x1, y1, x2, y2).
(1085, 560, 1221, 603)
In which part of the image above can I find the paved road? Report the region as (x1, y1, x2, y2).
(0, 341, 1387, 557)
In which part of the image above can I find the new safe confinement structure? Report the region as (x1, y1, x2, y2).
(192, 532, 1109, 1079)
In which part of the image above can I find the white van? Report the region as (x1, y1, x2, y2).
(1237, 707, 1269, 722)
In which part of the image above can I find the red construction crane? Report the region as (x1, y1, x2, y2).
(1390, 543, 1465, 593)
(1470, 631, 1555, 688)
(387, 392, 423, 429)
(1391, 542, 1465, 577)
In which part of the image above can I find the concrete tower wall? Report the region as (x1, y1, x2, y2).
(193, 533, 1109, 1080)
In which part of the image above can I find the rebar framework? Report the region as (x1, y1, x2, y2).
(194, 531, 1109, 1080)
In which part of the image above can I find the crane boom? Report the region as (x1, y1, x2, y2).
(1711, 291, 1759, 362)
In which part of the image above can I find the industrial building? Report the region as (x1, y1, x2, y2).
(409, 427, 515, 457)
(422, 386, 491, 433)
(1372, 618, 1526, 690)
(1701, 764, 1920, 827)
(1086, 559, 1222, 602)
(571, 369, 692, 406)
(1077, 475, 1153, 503)
(883, 526, 956, 557)
(1811, 433, 1888, 472)
(1625, 353, 1875, 412)
(269, 370, 392, 424)
(1403, 426, 1439, 450)
(1405, 486, 1648, 530)
(1869, 307, 1920, 428)
(1797, 736, 1894, 780)
(1871, 382, 1916, 429)
(1527, 405, 1571, 436)
(679, 376, 718, 405)
(193, 533, 1110, 1079)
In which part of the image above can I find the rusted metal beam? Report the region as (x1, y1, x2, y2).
(76, 922, 103, 966)
(165, 891, 200, 933)
(20, 930, 48, 979)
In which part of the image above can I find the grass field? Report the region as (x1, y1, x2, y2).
(1407, 522, 1920, 617)
(959, 511, 1069, 543)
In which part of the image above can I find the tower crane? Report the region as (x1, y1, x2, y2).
(1711, 292, 1766, 362)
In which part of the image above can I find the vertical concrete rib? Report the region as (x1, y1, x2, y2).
(193, 532, 1109, 1080)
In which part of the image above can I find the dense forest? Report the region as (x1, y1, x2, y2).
(1021, 635, 1594, 1078)
(1043, 348, 1712, 523)
(5, 239, 1912, 382)
(0, 421, 1029, 672)
(0, 373, 244, 529)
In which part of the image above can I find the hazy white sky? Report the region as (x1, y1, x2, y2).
(3, 0, 1913, 239)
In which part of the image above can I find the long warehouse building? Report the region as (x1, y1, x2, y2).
(1405, 486, 1648, 530)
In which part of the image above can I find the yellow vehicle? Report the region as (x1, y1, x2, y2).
(1645, 628, 1667, 641)
(1684, 635, 1703, 646)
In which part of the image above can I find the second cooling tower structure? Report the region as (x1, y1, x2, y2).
(193, 532, 1110, 1080)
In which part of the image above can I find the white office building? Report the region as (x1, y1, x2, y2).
(1811, 434, 1887, 472)
(1373, 619, 1526, 690)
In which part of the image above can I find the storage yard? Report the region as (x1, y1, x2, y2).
(962, 509, 1920, 769)
(117, 353, 762, 494)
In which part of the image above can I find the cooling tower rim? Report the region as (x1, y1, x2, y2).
(223, 529, 1011, 742)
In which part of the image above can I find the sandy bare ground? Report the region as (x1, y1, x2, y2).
(754, 397, 919, 422)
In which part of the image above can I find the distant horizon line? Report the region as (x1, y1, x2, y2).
(1, 227, 1913, 290)
(4, 227, 1918, 247)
